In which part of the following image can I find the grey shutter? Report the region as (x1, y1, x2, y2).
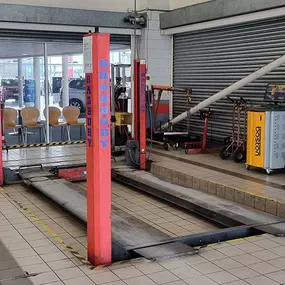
(173, 16, 285, 141)
(0, 29, 131, 45)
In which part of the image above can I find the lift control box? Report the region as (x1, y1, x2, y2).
(247, 108, 285, 174)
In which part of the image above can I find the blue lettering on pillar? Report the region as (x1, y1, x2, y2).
(100, 129, 109, 137)
(87, 86, 92, 94)
(87, 118, 92, 126)
(100, 84, 108, 91)
(87, 96, 92, 105)
(100, 140, 108, 148)
(98, 57, 110, 150)
(99, 60, 108, 68)
(86, 75, 91, 84)
(87, 107, 91, 116)
(141, 73, 146, 114)
(88, 128, 92, 137)
(99, 72, 108, 80)
(100, 118, 109, 126)
(100, 106, 109, 114)
(100, 95, 109, 103)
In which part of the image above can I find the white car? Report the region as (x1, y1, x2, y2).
(59, 78, 85, 113)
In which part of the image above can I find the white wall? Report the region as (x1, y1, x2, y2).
(0, 0, 213, 12)
(169, 0, 211, 10)
(0, 0, 169, 12)
(0, 0, 135, 12)
(139, 11, 171, 86)
(139, 0, 169, 10)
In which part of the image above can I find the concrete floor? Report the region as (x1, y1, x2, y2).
(1, 184, 285, 285)
(1, 145, 285, 284)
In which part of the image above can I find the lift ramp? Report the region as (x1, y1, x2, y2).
(112, 169, 285, 236)
(19, 168, 197, 262)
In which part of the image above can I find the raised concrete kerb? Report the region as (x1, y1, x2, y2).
(151, 163, 285, 219)
(117, 169, 285, 236)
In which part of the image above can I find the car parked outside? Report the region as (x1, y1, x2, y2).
(0, 79, 18, 103)
(59, 78, 85, 113)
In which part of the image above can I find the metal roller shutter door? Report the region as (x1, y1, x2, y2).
(173, 16, 285, 141)
(0, 29, 131, 45)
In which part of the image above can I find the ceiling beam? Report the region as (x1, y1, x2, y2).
(0, 3, 139, 29)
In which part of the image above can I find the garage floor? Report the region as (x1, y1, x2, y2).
(4, 145, 285, 204)
(1, 184, 285, 285)
(1, 145, 285, 284)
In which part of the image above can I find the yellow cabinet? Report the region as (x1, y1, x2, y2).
(246, 111, 265, 168)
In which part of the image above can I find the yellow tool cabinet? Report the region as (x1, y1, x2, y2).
(246, 108, 285, 174)
(246, 111, 265, 169)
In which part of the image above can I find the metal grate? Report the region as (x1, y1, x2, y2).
(173, 16, 285, 141)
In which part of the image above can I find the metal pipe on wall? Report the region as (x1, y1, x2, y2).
(161, 54, 285, 130)
(44, 43, 50, 143)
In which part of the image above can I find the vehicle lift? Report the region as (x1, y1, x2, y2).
(2, 50, 285, 268)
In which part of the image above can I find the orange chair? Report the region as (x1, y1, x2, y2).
(62, 106, 85, 141)
(21, 107, 46, 144)
(3, 108, 24, 143)
(43, 107, 66, 142)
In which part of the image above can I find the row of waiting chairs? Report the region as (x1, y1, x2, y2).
(3, 106, 85, 143)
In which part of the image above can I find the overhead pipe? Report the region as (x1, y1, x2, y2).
(161, 54, 285, 130)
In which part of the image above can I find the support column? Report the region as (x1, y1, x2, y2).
(17, 59, 24, 108)
(131, 35, 136, 138)
(33, 57, 41, 111)
(134, 59, 147, 170)
(44, 43, 50, 143)
(62, 55, 69, 107)
(84, 33, 111, 265)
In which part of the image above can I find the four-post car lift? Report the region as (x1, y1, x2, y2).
(1, 34, 285, 268)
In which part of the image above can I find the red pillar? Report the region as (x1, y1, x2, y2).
(133, 59, 147, 170)
(139, 60, 147, 170)
(133, 60, 139, 141)
(84, 33, 112, 265)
